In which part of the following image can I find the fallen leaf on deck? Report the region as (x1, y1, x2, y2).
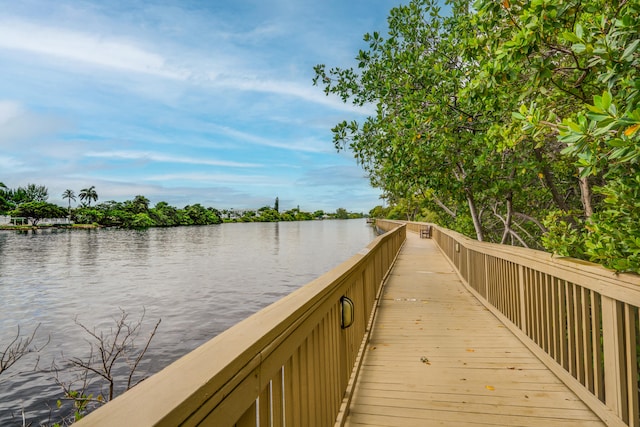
(485, 385, 495, 391)
(466, 349, 475, 352)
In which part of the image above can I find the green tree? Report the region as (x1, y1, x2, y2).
(73, 207, 104, 225)
(182, 204, 222, 225)
(62, 189, 76, 214)
(257, 207, 281, 222)
(335, 208, 349, 219)
(4, 184, 49, 206)
(126, 195, 150, 214)
(79, 186, 98, 207)
(11, 201, 67, 225)
(0, 182, 11, 214)
(368, 205, 388, 219)
(314, 0, 589, 249)
(474, 0, 640, 271)
(150, 202, 182, 226)
(129, 213, 154, 229)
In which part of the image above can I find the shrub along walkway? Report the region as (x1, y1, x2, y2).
(342, 232, 604, 426)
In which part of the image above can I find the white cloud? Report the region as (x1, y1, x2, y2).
(0, 18, 372, 114)
(0, 100, 69, 147)
(0, 100, 23, 125)
(0, 154, 30, 173)
(0, 19, 188, 79)
(206, 124, 331, 153)
(144, 172, 287, 186)
(84, 150, 262, 168)
(217, 76, 373, 115)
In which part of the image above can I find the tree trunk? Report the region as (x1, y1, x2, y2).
(466, 188, 484, 241)
(578, 174, 594, 218)
(432, 195, 457, 218)
(500, 192, 513, 244)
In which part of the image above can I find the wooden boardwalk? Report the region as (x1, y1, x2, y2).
(343, 232, 605, 426)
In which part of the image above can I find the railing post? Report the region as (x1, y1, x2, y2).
(518, 265, 527, 334)
(601, 296, 628, 419)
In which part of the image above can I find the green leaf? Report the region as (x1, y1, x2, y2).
(601, 91, 612, 111)
(562, 31, 582, 43)
(559, 133, 585, 143)
(621, 39, 639, 61)
(586, 104, 607, 115)
(567, 121, 583, 133)
(572, 43, 587, 53)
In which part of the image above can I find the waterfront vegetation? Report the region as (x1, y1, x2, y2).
(315, 0, 640, 273)
(0, 183, 364, 229)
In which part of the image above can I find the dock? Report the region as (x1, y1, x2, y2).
(342, 232, 604, 426)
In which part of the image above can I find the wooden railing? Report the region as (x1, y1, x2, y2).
(380, 219, 640, 427)
(76, 223, 406, 426)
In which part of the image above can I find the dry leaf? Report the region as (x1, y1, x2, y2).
(466, 348, 475, 352)
(486, 385, 495, 391)
(624, 124, 640, 137)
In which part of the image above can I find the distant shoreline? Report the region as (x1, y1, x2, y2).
(0, 218, 369, 232)
(0, 223, 99, 231)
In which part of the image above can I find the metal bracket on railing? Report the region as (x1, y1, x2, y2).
(341, 296, 354, 329)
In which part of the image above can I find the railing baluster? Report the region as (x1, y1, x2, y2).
(558, 280, 569, 370)
(591, 292, 605, 402)
(602, 296, 628, 418)
(582, 287, 594, 394)
(271, 368, 284, 427)
(574, 283, 586, 384)
(258, 386, 269, 427)
(542, 273, 550, 354)
(518, 264, 527, 334)
(624, 305, 639, 427)
(236, 401, 257, 427)
(550, 277, 559, 362)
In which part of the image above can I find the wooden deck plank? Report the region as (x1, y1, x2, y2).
(342, 233, 605, 426)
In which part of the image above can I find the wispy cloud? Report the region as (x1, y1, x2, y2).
(0, 99, 69, 147)
(206, 124, 331, 153)
(143, 172, 290, 187)
(0, 18, 371, 114)
(84, 150, 262, 168)
(0, 19, 188, 79)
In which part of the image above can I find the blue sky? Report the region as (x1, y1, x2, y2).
(0, 0, 408, 213)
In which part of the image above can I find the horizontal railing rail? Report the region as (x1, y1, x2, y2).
(379, 219, 640, 427)
(77, 222, 406, 426)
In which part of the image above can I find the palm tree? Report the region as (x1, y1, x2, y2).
(62, 189, 76, 214)
(79, 186, 98, 207)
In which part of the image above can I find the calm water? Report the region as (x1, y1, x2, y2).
(0, 219, 376, 425)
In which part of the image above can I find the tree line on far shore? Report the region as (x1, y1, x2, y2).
(0, 183, 364, 229)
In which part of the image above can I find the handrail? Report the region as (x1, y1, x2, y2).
(76, 223, 406, 426)
(377, 219, 640, 427)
